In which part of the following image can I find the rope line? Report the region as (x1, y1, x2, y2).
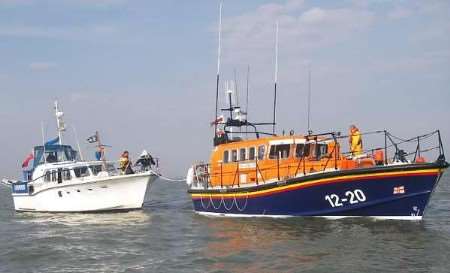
(157, 175, 186, 182)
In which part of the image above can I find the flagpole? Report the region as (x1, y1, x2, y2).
(96, 131, 106, 171)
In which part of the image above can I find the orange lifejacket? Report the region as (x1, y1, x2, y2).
(349, 127, 363, 155)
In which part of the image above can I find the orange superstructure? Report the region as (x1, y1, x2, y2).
(207, 133, 369, 188)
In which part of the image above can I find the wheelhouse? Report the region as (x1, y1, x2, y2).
(208, 135, 341, 187)
(33, 145, 79, 168)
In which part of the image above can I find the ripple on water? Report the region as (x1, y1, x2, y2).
(0, 174, 449, 273)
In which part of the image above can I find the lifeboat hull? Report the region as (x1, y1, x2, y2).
(189, 164, 448, 220)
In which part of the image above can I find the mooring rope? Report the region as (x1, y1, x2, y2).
(157, 175, 186, 182)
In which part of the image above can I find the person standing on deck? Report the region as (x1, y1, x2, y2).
(349, 125, 363, 156)
(119, 150, 134, 175)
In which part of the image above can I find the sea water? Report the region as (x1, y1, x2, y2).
(1, 173, 449, 273)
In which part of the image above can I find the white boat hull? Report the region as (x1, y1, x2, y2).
(12, 173, 158, 212)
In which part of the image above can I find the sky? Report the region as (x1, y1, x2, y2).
(0, 0, 449, 178)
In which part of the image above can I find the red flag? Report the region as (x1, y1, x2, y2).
(22, 153, 34, 168)
(210, 116, 224, 127)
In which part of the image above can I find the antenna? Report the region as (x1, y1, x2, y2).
(245, 65, 250, 137)
(272, 21, 279, 135)
(214, 1, 223, 138)
(233, 68, 239, 107)
(307, 63, 312, 135)
(245, 65, 250, 121)
(54, 100, 65, 145)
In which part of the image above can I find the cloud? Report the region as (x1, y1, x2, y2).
(219, 0, 375, 70)
(0, 24, 119, 41)
(0, 0, 126, 6)
(29, 62, 57, 71)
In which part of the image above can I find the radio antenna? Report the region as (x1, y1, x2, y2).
(213, 1, 223, 139)
(272, 21, 279, 135)
(245, 65, 250, 120)
(307, 63, 312, 135)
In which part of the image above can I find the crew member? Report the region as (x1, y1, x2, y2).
(349, 125, 363, 156)
(135, 150, 156, 171)
(119, 150, 134, 175)
(95, 146, 104, 161)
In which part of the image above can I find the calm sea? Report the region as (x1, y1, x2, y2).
(1, 173, 449, 273)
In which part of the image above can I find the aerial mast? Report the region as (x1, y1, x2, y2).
(272, 21, 279, 135)
(214, 1, 223, 139)
(54, 100, 65, 145)
(307, 63, 313, 135)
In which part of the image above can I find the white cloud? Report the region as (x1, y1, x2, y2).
(219, 0, 375, 69)
(29, 62, 57, 71)
(300, 7, 326, 24)
(0, 24, 119, 41)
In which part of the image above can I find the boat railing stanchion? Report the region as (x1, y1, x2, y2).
(413, 136, 420, 162)
(255, 156, 259, 185)
(277, 151, 280, 181)
(237, 161, 240, 187)
(384, 130, 388, 165)
(220, 162, 223, 188)
(333, 133, 338, 170)
(437, 130, 445, 160)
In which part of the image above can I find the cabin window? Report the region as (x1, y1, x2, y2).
(295, 144, 311, 158)
(316, 144, 328, 159)
(51, 170, 58, 182)
(248, 147, 256, 160)
(239, 148, 246, 161)
(257, 145, 265, 160)
(89, 165, 102, 176)
(62, 169, 71, 181)
(44, 171, 51, 182)
(231, 150, 238, 162)
(74, 166, 90, 178)
(269, 144, 290, 159)
(223, 150, 229, 163)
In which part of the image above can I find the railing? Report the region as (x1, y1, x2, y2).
(339, 130, 445, 164)
(191, 130, 446, 190)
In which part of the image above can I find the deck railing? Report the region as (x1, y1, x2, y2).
(191, 129, 445, 189)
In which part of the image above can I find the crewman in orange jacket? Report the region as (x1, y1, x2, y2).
(349, 125, 363, 156)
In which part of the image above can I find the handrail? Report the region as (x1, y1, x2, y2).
(193, 129, 445, 189)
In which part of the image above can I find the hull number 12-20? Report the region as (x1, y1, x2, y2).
(325, 189, 366, 208)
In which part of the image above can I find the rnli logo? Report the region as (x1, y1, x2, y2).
(393, 186, 405, 195)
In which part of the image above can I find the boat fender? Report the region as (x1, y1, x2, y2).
(186, 167, 194, 186)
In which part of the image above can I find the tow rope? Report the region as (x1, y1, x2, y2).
(157, 175, 185, 182)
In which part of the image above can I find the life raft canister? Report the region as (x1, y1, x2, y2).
(415, 156, 426, 163)
(374, 149, 384, 164)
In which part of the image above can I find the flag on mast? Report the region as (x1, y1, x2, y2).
(86, 134, 98, 143)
